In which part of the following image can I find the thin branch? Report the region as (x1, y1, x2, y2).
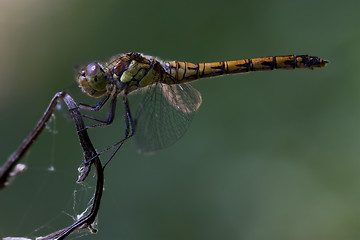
(0, 92, 66, 190)
(36, 93, 104, 240)
(1, 92, 104, 240)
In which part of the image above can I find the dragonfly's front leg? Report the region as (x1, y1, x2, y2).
(78, 94, 111, 124)
(78, 94, 110, 111)
(79, 94, 117, 130)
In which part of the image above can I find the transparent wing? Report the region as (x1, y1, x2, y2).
(134, 82, 202, 154)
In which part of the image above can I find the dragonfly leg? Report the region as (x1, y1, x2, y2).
(78, 94, 112, 124)
(78, 94, 110, 111)
(102, 95, 135, 168)
(81, 114, 108, 124)
(79, 95, 117, 131)
(83, 95, 135, 167)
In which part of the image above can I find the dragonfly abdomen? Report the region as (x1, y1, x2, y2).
(164, 55, 328, 83)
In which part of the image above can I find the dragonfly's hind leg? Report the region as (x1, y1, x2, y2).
(102, 95, 135, 168)
(83, 94, 135, 167)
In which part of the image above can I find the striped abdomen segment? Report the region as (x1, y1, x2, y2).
(164, 55, 328, 83)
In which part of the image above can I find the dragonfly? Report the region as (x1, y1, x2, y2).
(77, 53, 328, 166)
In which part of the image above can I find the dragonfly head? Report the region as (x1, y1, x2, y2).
(78, 62, 107, 98)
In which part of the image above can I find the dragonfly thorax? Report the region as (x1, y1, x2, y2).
(114, 58, 163, 94)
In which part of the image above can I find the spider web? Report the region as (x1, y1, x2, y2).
(1, 109, 98, 240)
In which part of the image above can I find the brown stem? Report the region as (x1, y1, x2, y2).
(36, 94, 104, 240)
(1, 92, 104, 239)
(0, 92, 66, 189)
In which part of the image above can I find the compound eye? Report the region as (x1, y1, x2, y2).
(85, 62, 99, 76)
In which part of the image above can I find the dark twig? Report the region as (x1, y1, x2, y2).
(36, 94, 104, 240)
(0, 92, 67, 190)
(1, 92, 104, 239)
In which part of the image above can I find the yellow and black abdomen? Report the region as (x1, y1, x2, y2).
(163, 55, 328, 84)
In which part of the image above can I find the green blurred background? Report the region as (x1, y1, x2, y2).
(1, 0, 359, 239)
